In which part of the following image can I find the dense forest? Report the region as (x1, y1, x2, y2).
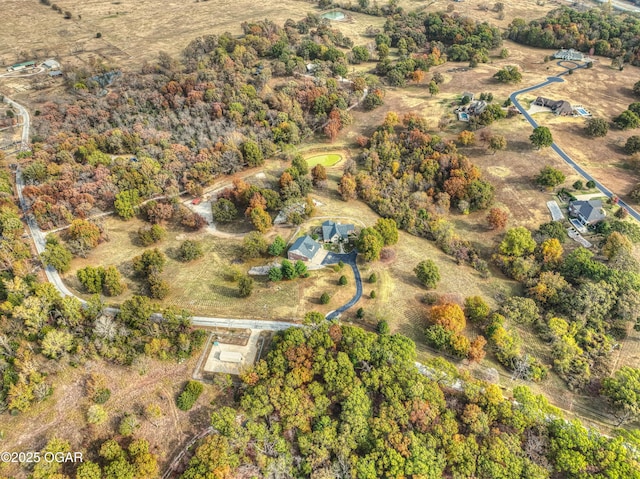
(507, 7, 640, 65)
(344, 115, 495, 273)
(179, 323, 639, 479)
(488, 219, 640, 392)
(22, 16, 364, 230)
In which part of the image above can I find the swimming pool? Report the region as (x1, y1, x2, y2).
(321, 11, 345, 20)
(575, 107, 590, 116)
(458, 112, 469, 121)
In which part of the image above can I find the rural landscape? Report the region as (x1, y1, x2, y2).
(1, 0, 640, 477)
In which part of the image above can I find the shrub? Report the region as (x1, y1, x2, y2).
(320, 292, 331, 304)
(338, 275, 348, 286)
(356, 307, 365, 318)
(177, 240, 204, 262)
(93, 388, 111, 404)
(368, 272, 377, 283)
(370, 290, 377, 299)
(176, 380, 204, 411)
(377, 319, 390, 334)
(119, 413, 139, 436)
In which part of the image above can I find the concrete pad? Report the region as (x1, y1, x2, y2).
(203, 330, 261, 375)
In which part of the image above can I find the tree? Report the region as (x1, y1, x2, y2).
(114, 189, 140, 219)
(428, 80, 439, 96)
(538, 221, 568, 243)
(539, 237, 563, 265)
(493, 65, 522, 83)
(311, 164, 328, 188)
(458, 130, 475, 146)
(77, 266, 105, 293)
(625, 135, 640, 154)
(268, 266, 283, 282)
(573, 180, 584, 190)
(87, 404, 108, 425)
(488, 134, 507, 154)
(499, 227, 536, 257)
(634, 80, 640, 97)
(529, 126, 553, 149)
(242, 231, 268, 258)
(41, 329, 74, 358)
(351, 45, 370, 63)
(486, 208, 508, 230)
(250, 206, 272, 233)
(138, 224, 166, 246)
(242, 140, 264, 167)
(132, 248, 166, 276)
(500, 296, 539, 324)
(320, 292, 330, 304)
(211, 198, 238, 223)
(430, 303, 466, 333)
(119, 413, 140, 436)
(614, 109, 640, 130)
(465, 296, 490, 324)
(338, 275, 348, 285)
(148, 273, 170, 299)
(178, 240, 204, 262)
(585, 118, 609, 137)
(602, 231, 633, 260)
(294, 260, 307, 277)
(119, 295, 153, 328)
(268, 236, 287, 256)
(338, 173, 357, 201)
(414, 260, 441, 289)
(177, 380, 204, 411)
(602, 367, 640, 425)
(238, 275, 254, 297)
(67, 219, 101, 252)
(536, 166, 565, 188)
(41, 237, 72, 273)
(374, 218, 399, 246)
(103, 266, 125, 296)
(356, 227, 384, 261)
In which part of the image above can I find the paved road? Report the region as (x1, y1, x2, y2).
(322, 250, 362, 319)
(509, 62, 640, 223)
(2, 95, 30, 149)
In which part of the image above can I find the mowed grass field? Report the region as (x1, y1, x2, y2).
(306, 153, 343, 168)
(63, 214, 361, 321)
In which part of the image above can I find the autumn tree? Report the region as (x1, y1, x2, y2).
(430, 303, 466, 333)
(242, 231, 268, 258)
(311, 164, 327, 188)
(338, 173, 357, 201)
(67, 219, 101, 254)
(486, 208, 508, 230)
(488, 134, 507, 154)
(114, 189, 140, 219)
(458, 130, 475, 146)
(250, 206, 272, 233)
(536, 166, 565, 188)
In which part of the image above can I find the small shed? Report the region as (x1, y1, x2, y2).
(219, 351, 243, 363)
(42, 59, 61, 70)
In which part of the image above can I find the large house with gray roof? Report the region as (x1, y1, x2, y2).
(321, 220, 354, 243)
(569, 199, 606, 226)
(288, 235, 323, 262)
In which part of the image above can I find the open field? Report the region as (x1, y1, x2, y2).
(0, 354, 225, 478)
(0, 0, 386, 69)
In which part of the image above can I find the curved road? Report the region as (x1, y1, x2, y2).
(322, 250, 363, 319)
(509, 61, 640, 223)
(2, 95, 30, 150)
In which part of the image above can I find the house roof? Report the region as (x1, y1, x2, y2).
(534, 97, 573, 115)
(321, 220, 354, 240)
(289, 235, 321, 260)
(42, 59, 60, 69)
(570, 199, 606, 223)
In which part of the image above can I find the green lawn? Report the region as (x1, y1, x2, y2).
(306, 154, 343, 168)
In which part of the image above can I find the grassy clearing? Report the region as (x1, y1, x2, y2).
(306, 153, 343, 168)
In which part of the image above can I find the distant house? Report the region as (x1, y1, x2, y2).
(7, 60, 35, 72)
(553, 49, 585, 62)
(569, 199, 606, 226)
(288, 235, 322, 262)
(533, 97, 574, 116)
(462, 91, 475, 102)
(48, 70, 63, 78)
(321, 220, 354, 243)
(42, 59, 60, 70)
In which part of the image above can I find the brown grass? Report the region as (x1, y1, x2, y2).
(0, 354, 225, 479)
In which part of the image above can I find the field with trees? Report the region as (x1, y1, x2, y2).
(4, 0, 640, 476)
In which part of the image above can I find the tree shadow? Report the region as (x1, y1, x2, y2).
(208, 284, 239, 298)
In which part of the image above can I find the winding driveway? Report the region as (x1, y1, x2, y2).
(509, 61, 640, 222)
(321, 250, 363, 319)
